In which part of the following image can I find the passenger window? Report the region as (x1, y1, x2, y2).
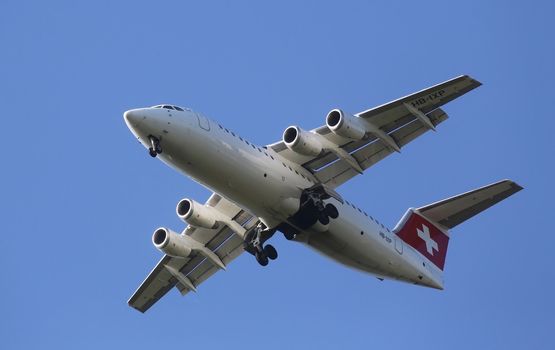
(270, 155, 274, 160)
(231, 132, 236, 137)
(225, 128, 229, 133)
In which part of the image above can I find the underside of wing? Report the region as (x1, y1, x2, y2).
(128, 194, 258, 313)
(268, 75, 481, 189)
(314, 108, 448, 187)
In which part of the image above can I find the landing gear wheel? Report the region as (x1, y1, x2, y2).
(264, 244, 278, 260)
(283, 231, 296, 240)
(245, 223, 277, 266)
(255, 251, 269, 266)
(149, 136, 162, 157)
(325, 203, 339, 219)
(318, 213, 330, 225)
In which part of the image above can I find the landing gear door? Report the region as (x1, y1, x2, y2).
(196, 113, 210, 131)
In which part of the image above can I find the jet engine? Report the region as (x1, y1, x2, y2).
(176, 198, 219, 229)
(326, 109, 367, 140)
(283, 126, 323, 156)
(152, 227, 192, 258)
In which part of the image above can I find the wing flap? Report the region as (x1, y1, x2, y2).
(357, 75, 481, 125)
(128, 195, 258, 313)
(268, 75, 481, 189)
(176, 235, 246, 296)
(315, 108, 448, 187)
(127, 255, 177, 313)
(358, 108, 448, 169)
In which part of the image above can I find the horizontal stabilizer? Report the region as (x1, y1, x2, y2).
(417, 180, 523, 229)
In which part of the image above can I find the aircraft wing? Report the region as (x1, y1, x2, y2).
(128, 193, 259, 313)
(268, 75, 481, 189)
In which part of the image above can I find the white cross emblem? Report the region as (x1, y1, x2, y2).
(417, 224, 439, 256)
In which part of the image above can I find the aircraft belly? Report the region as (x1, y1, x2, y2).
(163, 127, 301, 223)
(303, 202, 385, 272)
(301, 200, 434, 286)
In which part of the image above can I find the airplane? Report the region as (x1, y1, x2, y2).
(124, 75, 522, 313)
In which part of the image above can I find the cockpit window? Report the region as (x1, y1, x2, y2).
(151, 104, 186, 111)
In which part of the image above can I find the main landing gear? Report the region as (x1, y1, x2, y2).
(289, 185, 340, 230)
(244, 223, 277, 267)
(245, 185, 343, 267)
(148, 135, 162, 158)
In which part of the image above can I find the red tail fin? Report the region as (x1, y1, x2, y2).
(394, 209, 450, 270)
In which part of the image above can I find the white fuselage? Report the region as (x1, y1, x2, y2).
(125, 107, 444, 289)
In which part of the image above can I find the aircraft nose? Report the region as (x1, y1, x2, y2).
(124, 109, 142, 128)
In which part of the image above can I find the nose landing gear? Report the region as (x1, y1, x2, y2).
(148, 136, 162, 158)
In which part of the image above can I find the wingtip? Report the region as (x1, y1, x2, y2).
(128, 302, 147, 314)
(499, 179, 524, 193)
(511, 181, 524, 192)
(463, 74, 483, 87)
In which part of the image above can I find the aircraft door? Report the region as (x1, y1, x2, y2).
(196, 113, 210, 131)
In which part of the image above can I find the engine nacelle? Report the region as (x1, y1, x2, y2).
(326, 109, 367, 140)
(176, 198, 219, 229)
(152, 227, 193, 258)
(283, 126, 323, 156)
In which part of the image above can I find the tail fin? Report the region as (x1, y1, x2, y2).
(393, 180, 523, 271)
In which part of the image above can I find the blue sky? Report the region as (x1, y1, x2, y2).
(1, 1, 553, 349)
